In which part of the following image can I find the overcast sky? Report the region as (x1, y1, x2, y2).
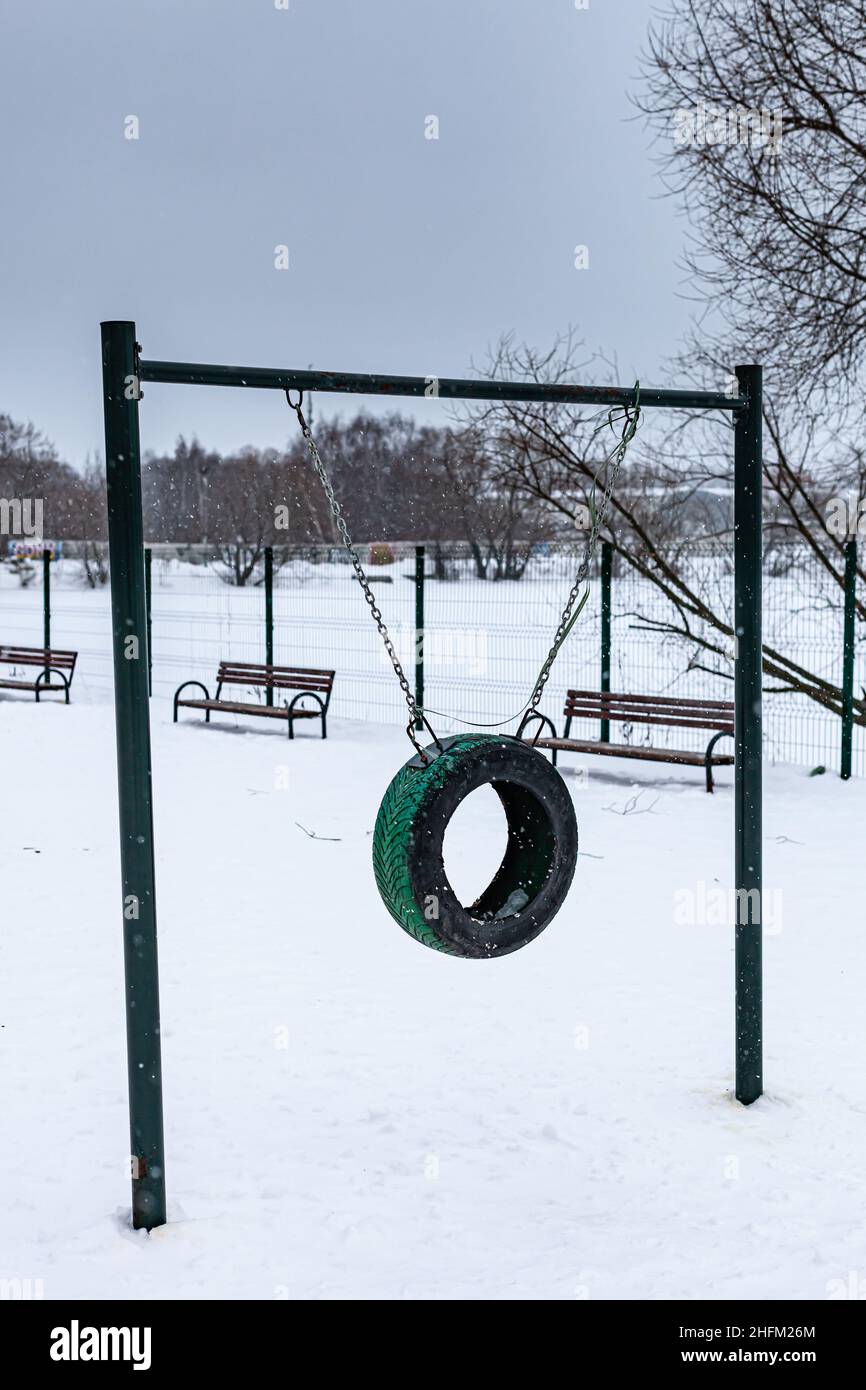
(1, 0, 695, 466)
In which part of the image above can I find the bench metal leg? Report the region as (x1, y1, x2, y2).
(285, 692, 326, 741)
(516, 711, 557, 765)
(173, 681, 210, 725)
(34, 670, 71, 704)
(705, 731, 734, 794)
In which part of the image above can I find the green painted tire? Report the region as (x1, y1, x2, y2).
(372, 733, 578, 959)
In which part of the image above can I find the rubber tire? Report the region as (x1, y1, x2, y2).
(372, 733, 578, 958)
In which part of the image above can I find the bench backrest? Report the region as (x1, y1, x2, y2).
(563, 688, 734, 733)
(216, 661, 335, 705)
(0, 645, 77, 673)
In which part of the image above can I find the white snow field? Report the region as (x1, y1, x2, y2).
(2, 692, 866, 1301)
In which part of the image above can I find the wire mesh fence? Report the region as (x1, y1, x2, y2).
(1, 537, 862, 775)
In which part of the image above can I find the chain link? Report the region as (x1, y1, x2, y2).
(287, 393, 436, 761)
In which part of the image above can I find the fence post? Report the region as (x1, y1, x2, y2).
(264, 545, 274, 706)
(42, 548, 51, 681)
(414, 545, 425, 729)
(734, 364, 763, 1107)
(841, 538, 857, 780)
(101, 320, 167, 1231)
(144, 546, 152, 698)
(600, 540, 612, 741)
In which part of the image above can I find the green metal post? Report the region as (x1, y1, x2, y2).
(841, 539, 857, 780)
(101, 321, 167, 1230)
(144, 546, 152, 698)
(43, 548, 51, 679)
(600, 540, 612, 741)
(264, 545, 274, 705)
(734, 365, 763, 1106)
(414, 545, 425, 730)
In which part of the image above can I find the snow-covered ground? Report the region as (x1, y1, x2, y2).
(2, 689, 865, 1300)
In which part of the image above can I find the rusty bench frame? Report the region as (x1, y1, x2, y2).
(0, 645, 77, 703)
(173, 660, 335, 739)
(520, 689, 735, 792)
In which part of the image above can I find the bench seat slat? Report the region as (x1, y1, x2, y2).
(218, 663, 332, 675)
(217, 661, 333, 670)
(532, 738, 734, 767)
(0, 677, 68, 690)
(565, 708, 733, 732)
(217, 674, 332, 691)
(0, 647, 77, 670)
(566, 697, 733, 716)
(218, 667, 333, 677)
(566, 688, 734, 712)
(176, 698, 319, 718)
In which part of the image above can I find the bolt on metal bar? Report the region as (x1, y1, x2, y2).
(139, 359, 745, 412)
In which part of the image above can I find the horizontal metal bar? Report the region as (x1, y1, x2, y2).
(138, 359, 746, 411)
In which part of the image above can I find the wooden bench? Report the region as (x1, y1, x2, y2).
(520, 689, 735, 792)
(173, 661, 335, 739)
(0, 645, 77, 703)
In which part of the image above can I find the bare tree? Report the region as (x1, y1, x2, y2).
(636, 0, 866, 403)
(632, 0, 866, 719)
(470, 334, 866, 725)
(143, 436, 220, 543)
(442, 428, 547, 579)
(208, 449, 283, 586)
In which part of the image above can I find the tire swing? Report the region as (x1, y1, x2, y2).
(373, 733, 578, 958)
(286, 383, 641, 958)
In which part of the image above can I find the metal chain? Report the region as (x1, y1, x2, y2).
(287, 392, 438, 761)
(286, 380, 640, 759)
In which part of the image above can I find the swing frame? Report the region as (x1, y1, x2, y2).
(101, 320, 763, 1232)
